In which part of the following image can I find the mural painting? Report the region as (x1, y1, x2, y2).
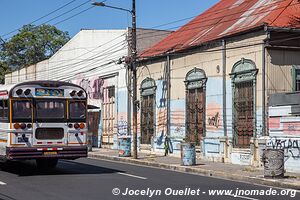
(72, 76, 108, 107)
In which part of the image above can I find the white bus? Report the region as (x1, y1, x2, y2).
(0, 81, 88, 169)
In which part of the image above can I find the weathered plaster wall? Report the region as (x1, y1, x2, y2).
(137, 31, 267, 161)
(268, 105, 300, 173)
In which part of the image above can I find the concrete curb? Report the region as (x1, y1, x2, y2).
(88, 153, 300, 190)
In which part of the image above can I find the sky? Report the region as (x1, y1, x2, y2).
(0, 0, 220, 41)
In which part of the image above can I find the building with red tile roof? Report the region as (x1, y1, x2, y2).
(141, 0, 300, 58)
(136, 0, 300, 173)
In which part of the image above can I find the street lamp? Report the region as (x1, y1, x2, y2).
(92, 2, 133, 14)
(93, 1, 138, 159)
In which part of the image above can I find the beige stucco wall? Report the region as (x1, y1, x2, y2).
(138, 31, 266, 106)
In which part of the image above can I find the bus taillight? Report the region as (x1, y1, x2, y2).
(14, 123, 20, 129)
(74, 123, 79, 129)
(79, 123, 85, 129)
(20, 123, 26, 129)
(27, 123, 32, 129)
(68, 123, 73, 128)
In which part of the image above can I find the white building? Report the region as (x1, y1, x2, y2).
(5, 28, 171, 148)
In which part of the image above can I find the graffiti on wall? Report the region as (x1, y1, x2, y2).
(172, 109, 185, 137)
(117, 113, 128, 136)
(208, 112, 220, 128)
(72, 76, 108, 107)
(266, 138, 300, 159)
(206, 103, 222, 131)
(79, 77, 105, 100)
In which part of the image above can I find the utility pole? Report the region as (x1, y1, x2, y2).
(93, 0, 138, 159)
(131, 0, 138, 159)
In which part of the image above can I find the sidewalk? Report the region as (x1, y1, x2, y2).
(88, 148, 300, 190)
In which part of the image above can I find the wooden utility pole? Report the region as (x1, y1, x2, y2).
(131, 0, 138, 159)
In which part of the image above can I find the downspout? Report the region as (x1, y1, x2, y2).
(262, 41, 266, 136)
(222, 40, 227, 137)
(127, 64, 131, 136)
(167, 55, 171, 136)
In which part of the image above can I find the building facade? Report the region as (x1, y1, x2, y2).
(5, 28, 171, 148)
(137, 0, 300, 173)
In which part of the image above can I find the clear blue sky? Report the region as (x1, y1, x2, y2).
(0, 0, 219, 40)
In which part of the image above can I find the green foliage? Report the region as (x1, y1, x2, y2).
(0, 24, 70, 70)
(0, 61, 10, 84)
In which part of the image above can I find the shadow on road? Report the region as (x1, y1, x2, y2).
(0, 159, 124, 177)
(0, 193, 18, 200)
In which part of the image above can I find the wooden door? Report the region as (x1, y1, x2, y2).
(234, 81, 254, 148)
(102, 86, 115, 145)
(141, 94, 155, 144)
(186, 87, 204, 145)
(87, 111, 100, 147)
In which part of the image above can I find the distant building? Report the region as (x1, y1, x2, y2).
(5, 28, 171, 148)
(138, 0, 300, 172)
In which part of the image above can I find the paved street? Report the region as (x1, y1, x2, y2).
(0, 158, 298, 200)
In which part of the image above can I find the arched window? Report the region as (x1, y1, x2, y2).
(184, 68, 207, 145)
(230, 58, 258, 148)
(140, 77, 156, 144)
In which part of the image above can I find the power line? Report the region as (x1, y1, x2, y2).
(2, 0, 100, 41)
(4, 0, 300, 81)
(137, 0, 287, 35)
(122, 0, 298, 53)
(0, 0, 78, 38)
(139, 0, 299, 40)
(5, 40, 127, 80)
(45, 0, 93, 26)
(53, 6, 95, 26)
(4, 31, 126, 78)
(5, 30, 300, 81)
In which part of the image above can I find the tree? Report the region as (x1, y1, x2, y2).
(0, 24, 70, 70)
(0, 61, 10, 84)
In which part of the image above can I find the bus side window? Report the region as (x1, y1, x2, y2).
(0, 100, 8, 121)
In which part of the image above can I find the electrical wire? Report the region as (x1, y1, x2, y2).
(0, 0, 78, 38)
(3, 0, 300, 81)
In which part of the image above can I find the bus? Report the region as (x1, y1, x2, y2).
(0, 80, 88, 169)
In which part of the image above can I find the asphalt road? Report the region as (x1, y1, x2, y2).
(0, 158, 298, 200)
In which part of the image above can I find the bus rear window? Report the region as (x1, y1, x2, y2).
(12, 100, 32, 121)
(69, 101, 86, 121)
(36, 100, 65, 120)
